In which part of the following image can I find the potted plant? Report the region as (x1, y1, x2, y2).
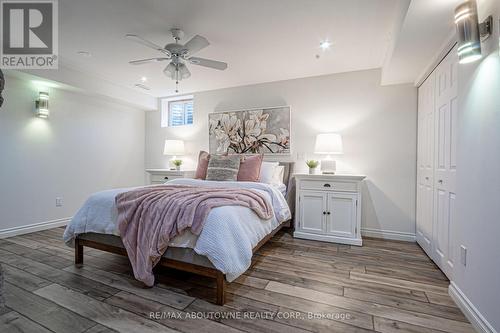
(173, 159, 183, 171)
(306, 160, 319, 175)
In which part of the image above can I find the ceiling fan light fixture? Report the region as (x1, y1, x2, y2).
(127, 29, 227, 93)
(178, 63, 191, 80)
(163, 63, 176, 79)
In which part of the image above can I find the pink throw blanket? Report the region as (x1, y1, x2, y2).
(116, 185, 273, 286)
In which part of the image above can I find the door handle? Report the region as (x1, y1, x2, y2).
(323, 184, 331, 188)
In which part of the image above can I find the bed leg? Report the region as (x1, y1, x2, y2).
(75, 239, 83, 265)
(216, 272, 226, 305)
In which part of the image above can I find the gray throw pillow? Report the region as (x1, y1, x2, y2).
(206, 155, 241, 181)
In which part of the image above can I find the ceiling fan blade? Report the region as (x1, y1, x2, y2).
(125, 34, 171, 57)
(188, 57, 228, 70)
(182, 35, 209, 56)
(129, 58, 169, 65)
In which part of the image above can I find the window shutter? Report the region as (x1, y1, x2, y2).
(161, 97, 194, 127)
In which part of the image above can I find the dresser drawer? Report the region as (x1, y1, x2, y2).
(300, 180, 358, 192)
(150, 174, 182, 183)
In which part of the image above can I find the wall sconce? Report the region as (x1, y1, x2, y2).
(35, 91, 49, 118)
(454, 0, 493, 64)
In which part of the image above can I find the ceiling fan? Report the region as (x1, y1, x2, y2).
(126, 28, 228, 93)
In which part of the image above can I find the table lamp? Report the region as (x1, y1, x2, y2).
(163, 139, 185, 169)
(314, 133, 343, 174)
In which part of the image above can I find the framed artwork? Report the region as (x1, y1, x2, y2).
(209, 106, 291, 155)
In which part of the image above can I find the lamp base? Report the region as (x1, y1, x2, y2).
(320, 159, 336, 174)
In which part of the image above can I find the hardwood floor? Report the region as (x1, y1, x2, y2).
(0, 227, 474, 333)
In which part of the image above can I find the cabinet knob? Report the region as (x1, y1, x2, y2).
(425, 176, 429, 180)
(438, 179, 443, 184)
(327, 212, 331, 215)
(164, 176, 169, 180)
(323, 183, 331, 188)
(323, 211, 326, 215)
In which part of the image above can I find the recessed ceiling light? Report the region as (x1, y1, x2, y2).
(77, 51, 91, 57)
(319, 40, 331, 50)
(140, 76, 147, 82)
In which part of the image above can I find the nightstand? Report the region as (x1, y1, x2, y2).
(146, 169, 195, 185)
(294, 173, 366, 246)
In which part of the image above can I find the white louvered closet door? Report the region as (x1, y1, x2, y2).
(432, 49, 458, 278)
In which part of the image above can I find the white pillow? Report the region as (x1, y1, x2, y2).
(272, 165, 285, 185)
(259, 161, 279, 184)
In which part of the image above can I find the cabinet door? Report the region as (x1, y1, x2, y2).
(433, 48, 458, 278)
(299, 191, 326, 234)
(325, 193, 356, 238)
(416, 72, 435, 255)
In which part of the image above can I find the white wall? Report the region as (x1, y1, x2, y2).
(146, 69, 418, 239)
(0, 75, 146, 236)
(451, 0, 500, 331)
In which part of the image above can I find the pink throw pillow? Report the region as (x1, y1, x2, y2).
(237, 154, 263, 182)
(194, 151, 210, 179)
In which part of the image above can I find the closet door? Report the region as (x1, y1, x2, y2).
(433, 48, 458, 278)
(416, 73, 435, 256)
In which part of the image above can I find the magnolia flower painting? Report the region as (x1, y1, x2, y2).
(209, 107, 291, 155)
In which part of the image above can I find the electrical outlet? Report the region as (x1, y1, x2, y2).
(460, 245, 467, 266)
(56, 197, 63, 207)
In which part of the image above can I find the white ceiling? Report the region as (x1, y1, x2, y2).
(22, 0, 465, 104)
(56, 0, 401, 97)
(381, 0, 462, 85)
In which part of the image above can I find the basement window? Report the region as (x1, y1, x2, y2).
(160, 96, 194, 127)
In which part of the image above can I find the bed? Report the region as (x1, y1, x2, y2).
(64, 162, 295, 305)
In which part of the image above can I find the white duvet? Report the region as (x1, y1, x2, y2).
(63, 179, 290, 282)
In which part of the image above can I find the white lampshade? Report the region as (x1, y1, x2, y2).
(163, 140, 185, 156)
(314, 133, 343, 154)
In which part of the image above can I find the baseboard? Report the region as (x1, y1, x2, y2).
(0, 217, 71, 239)
(294, 231, 363, 246)
(449, 282, 497, 333)
(361, 228, 416, 242)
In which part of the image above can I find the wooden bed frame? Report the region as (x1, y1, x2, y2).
(74, 162, 295, 305)
(74, 220, 288, 305)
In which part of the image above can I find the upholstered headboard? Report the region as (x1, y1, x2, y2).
(278, 162, 295, 217)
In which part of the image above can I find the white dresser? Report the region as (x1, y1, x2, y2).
(294, 174, 366, 246)
(146, 169, 195, 185)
